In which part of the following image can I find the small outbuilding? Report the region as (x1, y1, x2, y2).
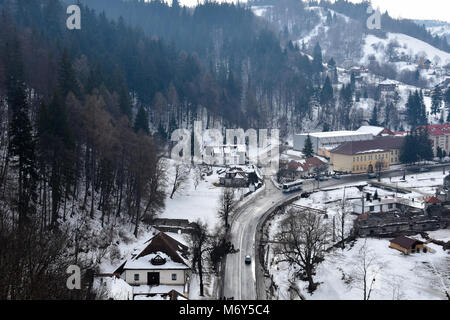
(389, 236, 426, 254)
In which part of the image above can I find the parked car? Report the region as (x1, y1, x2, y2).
(245, 255, 251, 265)
(368, 172, 377, 179)
(419, 167, 430, 172)
(300, 192, 310, 198)
(332, 175, 341, 180)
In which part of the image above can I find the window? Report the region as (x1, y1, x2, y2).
(369, 206, 374, 211)
(134, 274, 139, 281)
(388, 204, 393, 209)
(172, 274, 177, 281)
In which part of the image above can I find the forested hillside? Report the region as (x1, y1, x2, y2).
(0, 0, 317, 299)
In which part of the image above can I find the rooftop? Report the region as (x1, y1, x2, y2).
(422, 124, 450, 136)
(390, 236, 424, 249)
(296, 131, 372, 138)
(330, 136, 404, 155)
(357, 126, 394, 136)
(123, 232, 190, 271)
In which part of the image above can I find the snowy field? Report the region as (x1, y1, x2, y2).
(267, 174, 449, 300)
(269, 230, 449, 300)
(160, 160, 249, 231)
(381, 170, 446, 196)
(361, 32, 450, 67)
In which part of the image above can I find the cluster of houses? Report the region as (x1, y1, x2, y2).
(293, 122, 450, 175)
(293, 125, 405, 174)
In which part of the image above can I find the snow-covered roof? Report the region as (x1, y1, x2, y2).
(122, 232, 190, 271)
(357, 126, 385, 136)
(124, 252, 189, 270)
(296, 130, 368, 138)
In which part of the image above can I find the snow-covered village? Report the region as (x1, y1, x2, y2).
(0, 0, 449, 309)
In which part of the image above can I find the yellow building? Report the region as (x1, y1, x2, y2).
(330, 136, 404, 174)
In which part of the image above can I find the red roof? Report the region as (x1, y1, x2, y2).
(423, 124, 450, 136)
(424, 196, 442, 204)
(299, 157, 326, 172)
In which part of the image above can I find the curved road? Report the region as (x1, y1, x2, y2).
(222, 164, 449, 300)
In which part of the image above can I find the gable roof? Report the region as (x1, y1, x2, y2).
(423, 123, 450, 136)
(357, 126, 394, 136)
(135, 232, 189, 265)
(299, 157, 327, 171)
(330, 136, 404, 156)
(390, 236, 423, 249)
(424, 196, 442, 204)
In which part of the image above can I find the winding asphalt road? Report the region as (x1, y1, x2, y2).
(222, 163, 449, 300)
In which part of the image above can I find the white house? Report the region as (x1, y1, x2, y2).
(353, 196, 424, 214)
(116, 232, 191, 299)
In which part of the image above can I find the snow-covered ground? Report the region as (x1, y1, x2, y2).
(97, 159, 253, 299)
(267, 174, 449, 300)
(361, 32, 450, 67)
(381, 170, 446, 196)
(269, 230, 449, 300)
(160, 160, 249, 231)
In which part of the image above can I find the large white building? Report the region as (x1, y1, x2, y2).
(293, 131, 374, 155)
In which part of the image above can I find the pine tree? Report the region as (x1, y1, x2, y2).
(445, 87, 450, 122)
(312, 43, 323, 73)
(416, 127, 433, 161)
(6, 48, 38, 231)
(134, 106, 150, 134)
(302, 134, 314, 158)
(320, 76, 333, 105)
(400, 133, 418, 164)
(350, 72, 356, 91)
(431, 85, 442, 115)
(58, 49, 80, 98)
(369, 105, 378, 126)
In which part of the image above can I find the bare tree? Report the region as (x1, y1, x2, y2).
(353, 239, 381, 300)
(193, 166, 202, 190)
(336, 200, 353, 249)
(218, 187, 235, 230)
(375, 160, 385, 182)
(275, 208, 330, 292)
(170, 163, 190, 199)
(190, 220, 209, 297)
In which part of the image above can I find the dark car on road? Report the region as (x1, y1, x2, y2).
(245, 255, 251, 265)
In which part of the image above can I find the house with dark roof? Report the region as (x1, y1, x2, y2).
(116, 232, 191, 299)
(389, 236, 426, 254)
(329, 136, 404, 174)
(418, 58, 432, 70)
(279, 157, 328, 180)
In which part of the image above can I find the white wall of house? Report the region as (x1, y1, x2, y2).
(123, 269, 187, 286)
(353, 201, 397, 214)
